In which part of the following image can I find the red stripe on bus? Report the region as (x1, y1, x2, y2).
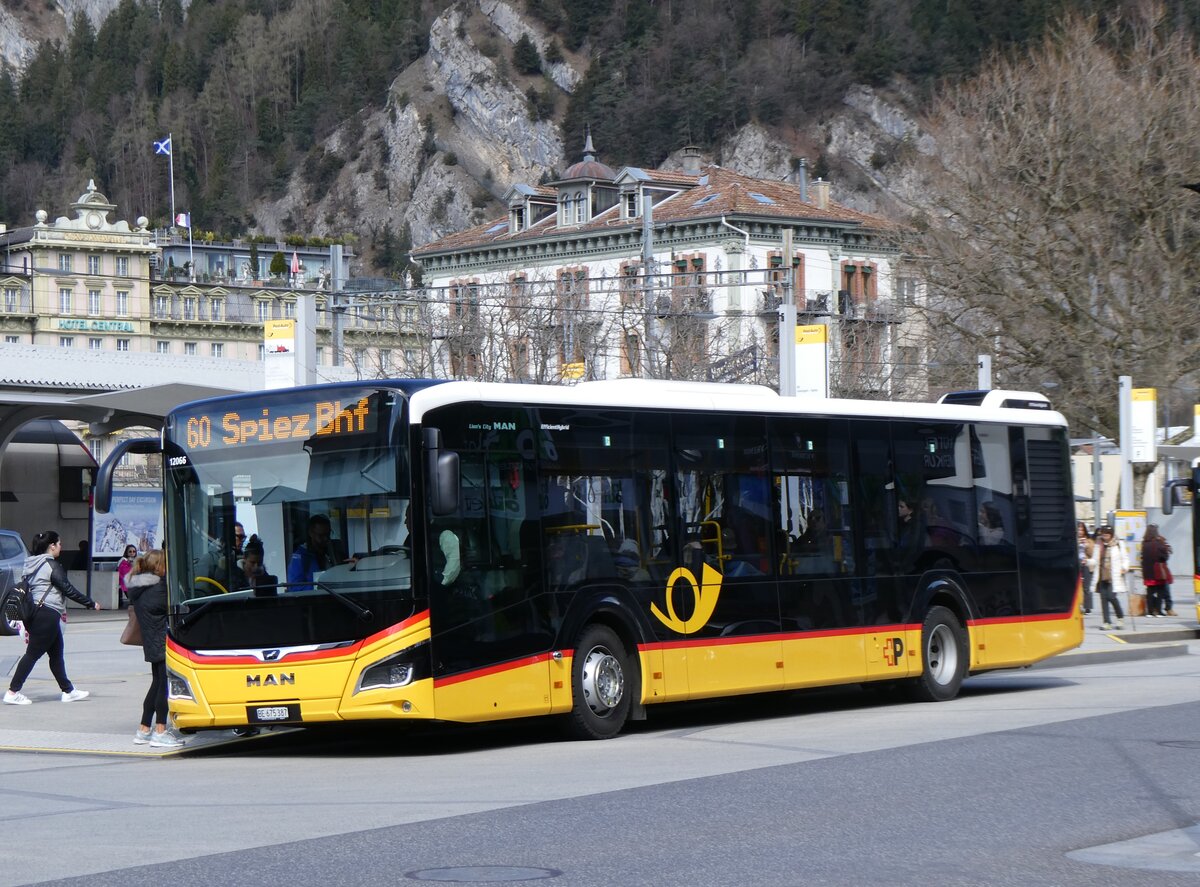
(636, 608, 1077, 653)
(360, 610, 431, 644)
(970, 610, 1076, 627)
(640, 623, 922, 652)
(434, 652, 557, 687)
(168, 609, 431, 665)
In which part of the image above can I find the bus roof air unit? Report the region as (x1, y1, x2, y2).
(937, 390, 1053, 411)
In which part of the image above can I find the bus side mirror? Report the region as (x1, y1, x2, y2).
(423, 427, 460, 517)
(95, 438, 162, 513)
(1161, 477, 1191, 516)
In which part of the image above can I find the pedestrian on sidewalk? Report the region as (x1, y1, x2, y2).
(1140, 524, 1175, 617)
(3, 531, 100, 705)
(127, 550, 183, 748)
(117, 544, 137, 609)
(1089, 524, 1127, 630)
(1077, 522, 1094, 614)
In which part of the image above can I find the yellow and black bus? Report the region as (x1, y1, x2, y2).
(96, 379, 1082, 739)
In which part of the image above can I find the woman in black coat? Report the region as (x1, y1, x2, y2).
(126, 549, 183, 748)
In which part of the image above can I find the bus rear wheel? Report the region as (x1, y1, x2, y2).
(908, 605, 967, 702)
(565, 624, 632, 740)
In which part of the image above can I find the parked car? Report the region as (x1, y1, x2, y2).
(0, 529, 28, 635)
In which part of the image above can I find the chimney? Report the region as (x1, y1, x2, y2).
(812, 178, 830, 210)
(793, 158, 808, 203)
(681, 145, 702, 175)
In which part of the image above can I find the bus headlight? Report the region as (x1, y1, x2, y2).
(355, 641, 429, 694)
(166, 667, 194, 701)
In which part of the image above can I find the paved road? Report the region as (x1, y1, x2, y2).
(2, 613, 1199, 886)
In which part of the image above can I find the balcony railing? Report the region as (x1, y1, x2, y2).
(759, 289, 904, 323)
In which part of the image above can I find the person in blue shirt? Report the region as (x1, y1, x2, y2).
(286, 514, 332, 591)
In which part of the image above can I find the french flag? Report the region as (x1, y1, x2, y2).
(175, 212, 191, 228)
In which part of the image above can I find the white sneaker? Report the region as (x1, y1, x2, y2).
(133, 729, 151, 745)
(60, 689, 89, 702)
(3, 690, 31, 705)
(148, 730, 184, 748)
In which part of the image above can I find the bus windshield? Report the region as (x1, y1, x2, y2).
(162, 386, 415, 649)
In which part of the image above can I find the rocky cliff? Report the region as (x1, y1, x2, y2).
(252, 1, 578, 258)
(0, 0, 185, 72)
(3, 0, 925, 265)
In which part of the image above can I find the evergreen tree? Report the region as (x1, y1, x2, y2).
(513, 33, 542, 74)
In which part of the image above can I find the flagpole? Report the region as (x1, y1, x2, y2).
(188, 223, 195, 282)
(167, 132, 176, 236)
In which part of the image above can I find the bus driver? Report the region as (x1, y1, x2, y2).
(287, 514, 333, 591)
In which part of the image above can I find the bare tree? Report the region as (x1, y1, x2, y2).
(345, 266, 920, 394)
(901, 7, 1200, 503)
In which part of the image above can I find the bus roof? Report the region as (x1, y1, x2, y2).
(162, 378, 1068, 430)
(405, 379, 1069, 428)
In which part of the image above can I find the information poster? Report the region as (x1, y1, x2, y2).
(93, 489, 163, 557)
(794, 323, 829, 398)
(1130, 388, 1157, 463)
(1113, 509, 1147, 583)
(264, 319, 296, 389)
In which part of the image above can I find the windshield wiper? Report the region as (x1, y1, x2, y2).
(174, 581, 373, 629)
(263, 580, 374, 621)
(313, 580, 373, 621)
(174, 601, 218, 632)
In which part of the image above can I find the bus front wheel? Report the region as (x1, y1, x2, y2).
(908, 605, 967, 702)
(566, 624, 632, 740)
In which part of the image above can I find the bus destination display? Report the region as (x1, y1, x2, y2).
(178, 396, 376, 451)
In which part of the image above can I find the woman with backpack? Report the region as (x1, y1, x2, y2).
(3, 530, 100, 705)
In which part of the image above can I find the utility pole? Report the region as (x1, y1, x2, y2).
(641, 194, 656, 375)
(977, 354, 992, 389)
(778, 229, 797, 396)
(1119, 375, 1133, 510)
(330, 244, 346, 367)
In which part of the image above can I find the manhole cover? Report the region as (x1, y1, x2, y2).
(406, 866, 561, 883)
(1158, 740, 1200, 749)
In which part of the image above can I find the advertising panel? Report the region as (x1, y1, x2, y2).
(93, 489, 163, 557)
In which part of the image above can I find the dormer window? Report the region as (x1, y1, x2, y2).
(623, 192, 639, 219)
(559, 193, 569, 225)
(574, 191, 585, 224)
(511, 206, 525, 232)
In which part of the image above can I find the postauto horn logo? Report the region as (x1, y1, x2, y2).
(651, 562, 724, 634)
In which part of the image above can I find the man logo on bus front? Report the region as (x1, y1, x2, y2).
(263, 649, 281, 661)
(651, 562, 724, 634)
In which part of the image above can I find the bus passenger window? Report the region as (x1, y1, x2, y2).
(673, 413, 771, 579)
(772, 418, 854, 579)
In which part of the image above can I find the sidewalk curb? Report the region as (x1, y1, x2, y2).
(1033, 642, 1192, 669)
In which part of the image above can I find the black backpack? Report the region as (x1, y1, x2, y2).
(0, 568, 47, 636)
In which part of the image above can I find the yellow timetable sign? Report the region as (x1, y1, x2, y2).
(795, 324, 828, 345)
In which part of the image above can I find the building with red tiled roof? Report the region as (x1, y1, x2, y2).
(411, 142, 925, 395)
